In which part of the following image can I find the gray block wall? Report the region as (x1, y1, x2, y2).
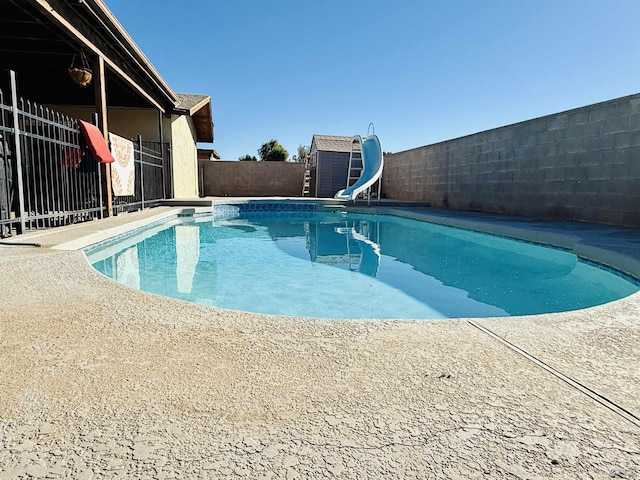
(200, 161, 306, 197)
(382, 94, 640, 227)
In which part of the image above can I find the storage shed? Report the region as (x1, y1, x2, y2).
(308, 134, 362, 198)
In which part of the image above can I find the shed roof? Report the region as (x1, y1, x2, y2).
(312, 135, 361, 153)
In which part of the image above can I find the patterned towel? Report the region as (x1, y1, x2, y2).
(108, 133, 135, 196)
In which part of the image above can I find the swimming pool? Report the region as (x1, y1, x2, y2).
(85, 204, 639, 319)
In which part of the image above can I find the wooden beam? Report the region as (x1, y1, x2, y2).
(185, 97, 211, 116)
(94, 55, 113, 217)
(33, 0, 168, 112)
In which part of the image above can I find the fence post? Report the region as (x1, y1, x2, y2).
(138, 135, 144, 209)
(166, 143, 173, 199)
(9, 71, 26, 234)
(91, 113, 105, 219)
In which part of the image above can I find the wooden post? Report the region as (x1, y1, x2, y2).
(93, 55, 113, 216)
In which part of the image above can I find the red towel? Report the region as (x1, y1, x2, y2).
(62, 146, 82, 168)
(77, 120, 115, 164)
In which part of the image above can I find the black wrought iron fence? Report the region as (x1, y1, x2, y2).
(0, 70, 170, 237)
(112, 137, 169, 214)
(0, 71, 102, 237)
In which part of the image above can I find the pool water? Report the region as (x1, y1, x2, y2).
(86, 211, 639, 319)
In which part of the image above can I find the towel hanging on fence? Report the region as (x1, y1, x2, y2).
(108, 132, 135, 197)
(62, 147, 82, 168)
(77, 120, 115, 164)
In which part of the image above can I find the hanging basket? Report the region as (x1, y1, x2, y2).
(68, 67, 92, 87)
(68, 51, 92, 87)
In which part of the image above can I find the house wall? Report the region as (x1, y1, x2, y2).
(169, 114, 199, 198)
(49, 105, 161, 141)
(382, 93, 640, 227)
(110, 108, 161, 141)
(52, 105, 200, 200)
(200, 161, 306, 197)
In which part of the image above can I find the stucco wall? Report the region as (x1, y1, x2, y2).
(50, 105, 200, 200)
(170, 114, 198, 198)
(49, 105, 161, 141)
(201, 161, 306, 197)
(383, 93, 640, 227)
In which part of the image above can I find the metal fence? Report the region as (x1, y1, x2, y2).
(0, 70, 169, 237)
(0, 71, 102, 237)
(112, 137, 169, 214)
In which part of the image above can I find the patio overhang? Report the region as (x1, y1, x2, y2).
(0, 0, 179, 112)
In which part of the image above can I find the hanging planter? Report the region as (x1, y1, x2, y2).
(68, 50, 92, 87)
(69, 67, 92, 87)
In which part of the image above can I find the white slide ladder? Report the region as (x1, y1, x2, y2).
(334, 123, 383, 204)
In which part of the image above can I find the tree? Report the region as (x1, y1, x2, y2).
(258, 139, 288, 162)
(291, 145, 309, 163)
(239, 154, 257, 161)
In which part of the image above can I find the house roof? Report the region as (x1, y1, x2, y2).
(175, 93, 214, 143)
(312, 135, 361, 153)
(175, 94, 210, 114)
(0, 0, 179, 111)
(197, 148, 221, 160)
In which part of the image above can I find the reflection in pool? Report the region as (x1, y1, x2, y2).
(86, 211, 639, 319)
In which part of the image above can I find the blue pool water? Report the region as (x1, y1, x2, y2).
(86, 209, 639, 319)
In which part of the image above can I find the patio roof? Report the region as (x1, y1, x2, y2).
(0, 0, 179, 112)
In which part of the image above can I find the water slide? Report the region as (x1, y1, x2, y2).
(334, 130, 383, 201)
(334, 225, 381, 277)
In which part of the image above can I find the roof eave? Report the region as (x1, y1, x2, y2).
(174, 97, 214, 143)
(82, 0, 179, 108)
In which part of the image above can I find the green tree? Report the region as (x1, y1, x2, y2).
(291, 144, 309, 163)
(239, 154, 257, 161)
(258, 139, 288, 162)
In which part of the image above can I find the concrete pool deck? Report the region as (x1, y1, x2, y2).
(1, 200, 639, 479)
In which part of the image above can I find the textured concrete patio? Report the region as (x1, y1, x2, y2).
(1, 202, 639, 479)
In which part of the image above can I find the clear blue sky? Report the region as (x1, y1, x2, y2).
(105, 0, 640, 160)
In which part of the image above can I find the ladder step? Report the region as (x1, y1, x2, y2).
(302, 168, 311, 196)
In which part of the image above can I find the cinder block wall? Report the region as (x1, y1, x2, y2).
(383, 94, 640, 226)
(200, 161, 306, 197)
